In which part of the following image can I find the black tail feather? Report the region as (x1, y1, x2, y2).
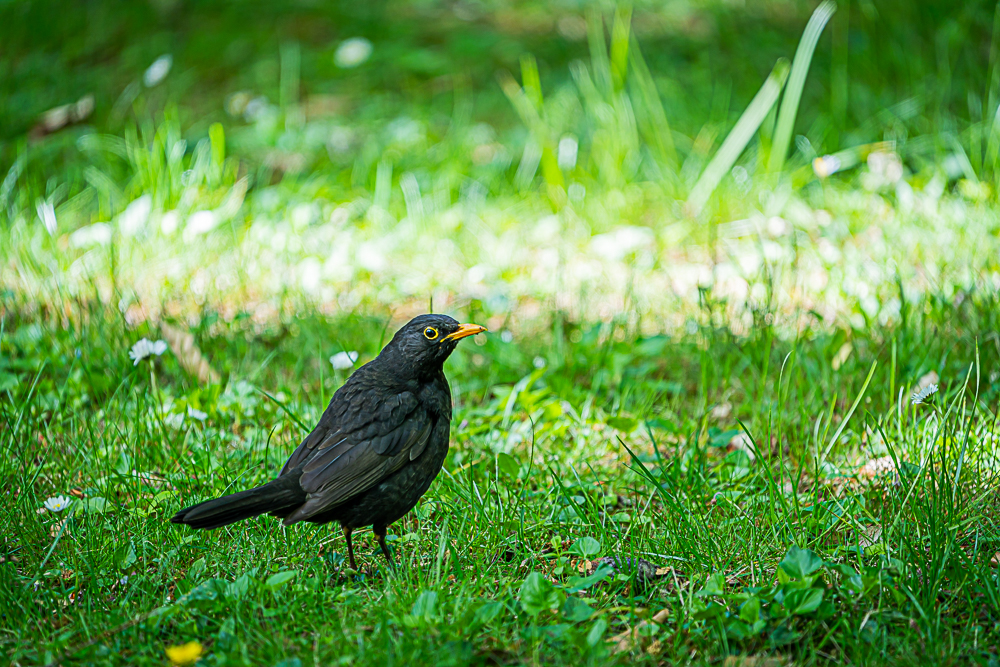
(171, 474, 306, 530)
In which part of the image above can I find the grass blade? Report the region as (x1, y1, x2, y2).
(609, 5, 632, 91)
(587, 8, 612, 99)
(629, 37, 677, 170)
(256, 386, 310, 435)
(768, 0, 837, 173)
(687, 58, 789, 214)
(821, 359, 877, 461)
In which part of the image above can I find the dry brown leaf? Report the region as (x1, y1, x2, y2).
(651, 609, 670, 624)
(29, 95, 94, 140)
(303, 94, 348, 118)
(609, 626, 641, 654)
(711, 402, 732, 420)
(727, 432, 756, 462)
(160, 322, 221, 384)
(50, 517, 70, 539)
(859, 524, 882, 547)
(610, 619, 662, 655)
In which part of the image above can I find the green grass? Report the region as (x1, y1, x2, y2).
(6, 0, 1000, 664)
(4, 292, 1000, 665)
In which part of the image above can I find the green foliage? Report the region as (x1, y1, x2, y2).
(779, 545, 825, 579)
(3, 291, 1000, 664)
(568, 537, 602, 559)
(4, 1, 1000, 664)
(518, 572, 566, 616)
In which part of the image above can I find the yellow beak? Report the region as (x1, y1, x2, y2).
(442, 323, 488, 341)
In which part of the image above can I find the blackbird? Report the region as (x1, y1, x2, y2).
(171, 314, 486, 570)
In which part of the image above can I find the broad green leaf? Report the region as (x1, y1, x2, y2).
(566, 563, 613, 592)
(692, 602, 727, 620)
(147, 605, 178, 620)
(77, 497, 107, 514)
(218, 616, 236, 645)
(607, 416, 637, 432)
(696, 572, 726, 597)
(115, 452, 132, 476)
(815, 600, 837, 621)
(725, 619, 752, 640)
(227, 573, 252, 600)
(0, 371, 18, 392)
(561, 596, 595, 622)
(769, 625, 800, 645)
(518, 572, 565, 616)
(497, 452, 520, 478)
(739, 597, 761, 624)
(779, 545, 824, 579)
(586, 618, 608, 647)
(410, 591, 438, 622)
(116, 541, 136, 569)
(472, 601, 505, 627)
(783, 587, 825, 615)
(179, 579, 221, 604)
(645, 417, 677, 432)
(568, 536, 601, 558)
(187, 557, 207, 579)
(265, 570, 297, 588)
(828, 562, 858, 579)
(709, 429, 743, 447)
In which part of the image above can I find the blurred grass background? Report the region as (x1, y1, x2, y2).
(3, 0, 1000, 335)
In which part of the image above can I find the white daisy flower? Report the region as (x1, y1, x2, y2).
(911, 383, 938, 405)
(37, 201, 57, 235)
(69, 222, 113, 248)
(163, 412, 185, 429)
(143, 54, 173, 87)
(334, 38, 373, 68)
(44, 495, 73, 513)
(813, 154, 842, 178)
(129, 338, 169, 365)
(557, 135, 578, 171)
(330, 351, 359, 370)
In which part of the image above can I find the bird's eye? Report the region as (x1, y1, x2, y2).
(423, 327, 439, 340)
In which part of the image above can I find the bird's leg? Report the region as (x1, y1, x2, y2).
(373, 525, 395, 569)
(342, 525, 357, 571)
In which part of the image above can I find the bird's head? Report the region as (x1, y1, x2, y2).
(383, 314, 487, 376)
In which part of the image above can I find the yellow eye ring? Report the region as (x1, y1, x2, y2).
(423, 327, 439, 340)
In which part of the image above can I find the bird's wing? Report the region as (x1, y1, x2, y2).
(280, 428, 327, 474)
(280, 388, 421, 475)
(300, 410, 431, 494)
(280, 388, 435, 522)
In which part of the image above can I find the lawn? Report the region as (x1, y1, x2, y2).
(4, 0, 1000, 665)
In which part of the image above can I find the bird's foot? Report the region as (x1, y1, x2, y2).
(373, 525, 396, 570)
